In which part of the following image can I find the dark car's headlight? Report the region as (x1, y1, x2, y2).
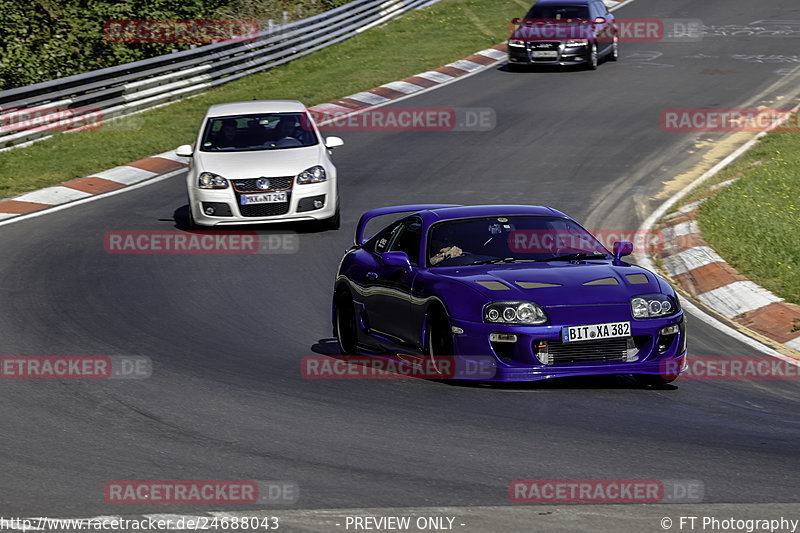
(631, 293, 678, 319)
(296, 166, 326, 184)
(198, 172, 228, 189)
(508, 39, 526, 47)
(565, 39, 589, 47)
(484, 301, 548, 325)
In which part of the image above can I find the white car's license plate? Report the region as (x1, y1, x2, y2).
(241, 191, 287, 205)
(533, 50, 558, 58)
(562, 321, 631, 343)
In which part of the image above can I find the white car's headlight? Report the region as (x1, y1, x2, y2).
(198, 172, 228, 189)
(631, 294, 678, 319)
(484, 301, 548, 325)
(296, 166, 326, 185)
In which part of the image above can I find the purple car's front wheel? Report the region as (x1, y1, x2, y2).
(426, 309, 454, 375)
(335, 291, 358, 356)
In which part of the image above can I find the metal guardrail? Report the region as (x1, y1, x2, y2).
(0, 0, 439, 150)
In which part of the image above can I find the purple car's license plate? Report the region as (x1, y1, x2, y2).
(562, 321, 630, 343)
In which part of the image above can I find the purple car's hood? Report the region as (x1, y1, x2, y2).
(435, 261, 661, 306)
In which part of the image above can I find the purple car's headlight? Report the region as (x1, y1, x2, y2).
(484, 301, 548, 325)
(631, 293, 678, 319)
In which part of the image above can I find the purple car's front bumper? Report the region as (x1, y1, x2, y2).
(447, 314, 687, 382)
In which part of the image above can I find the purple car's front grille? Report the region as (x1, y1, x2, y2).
(543, 337, 630, 365)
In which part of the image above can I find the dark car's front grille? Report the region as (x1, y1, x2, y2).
(237, 201, 291, 217)
(529, 41, 560, 50)
(539, 337, 631, 365)
(232, 176, 293, 193)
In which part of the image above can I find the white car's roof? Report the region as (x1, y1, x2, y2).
(206, 100, 307, 117)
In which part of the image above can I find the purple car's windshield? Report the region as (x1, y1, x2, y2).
(200, 112, 318, 152)
(427, 215, 609, 267)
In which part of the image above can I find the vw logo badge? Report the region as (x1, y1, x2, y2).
(256, 178, 271, 190)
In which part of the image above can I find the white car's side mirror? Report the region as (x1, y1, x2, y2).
(175, 144, 193, 157)
(325, 136, 344, 149)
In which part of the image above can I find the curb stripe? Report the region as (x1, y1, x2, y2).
(61, 177, 126, 194)
(674, 262, 746, 296)
(330, 98, 369, 109)
(380, 81, 426, 94)
(661, 246, 726, 276)
(0, 199, 51, 214)
(737, 302, 800, 344)
(14, 186, 91, 205)
(415, 70, 456, 83)
(446, 59, 484, 73)
(401, 75, 440, 88)
(344, 91, 391, 105)
(128, 156, 186, 174)
(368, 86, 409, 99)
(88, 165, 159, 185)
(786, 337, 800, 351)
(697, 281, 783, 319)
(435, 65, 471, 77)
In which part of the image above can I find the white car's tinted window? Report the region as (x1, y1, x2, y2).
(200, 112, 318, 152)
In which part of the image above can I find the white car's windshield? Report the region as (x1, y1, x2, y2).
(200, 112, 319, 152)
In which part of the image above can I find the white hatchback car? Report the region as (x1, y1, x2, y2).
(176, 100, 343, 229)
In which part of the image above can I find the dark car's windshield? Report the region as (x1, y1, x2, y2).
(524, 4, 590, 20)
(427, 215, 609, 267)
(200, 112, 318, 152)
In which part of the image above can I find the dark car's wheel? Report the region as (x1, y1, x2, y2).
(609, 36, 619, 61)
(426, 307, 454, 375)
(334, 290, 358, 355)
(586, 43, 599, 70)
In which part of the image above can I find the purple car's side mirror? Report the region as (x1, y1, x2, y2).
(382, 251, 413, 272)
(613, 241, 634, 261)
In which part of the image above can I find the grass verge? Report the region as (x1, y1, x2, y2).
(694, 126, 800, 304)
(0, 0, 522, 200)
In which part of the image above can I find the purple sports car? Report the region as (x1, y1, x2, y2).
(332, 205, 687, 385)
